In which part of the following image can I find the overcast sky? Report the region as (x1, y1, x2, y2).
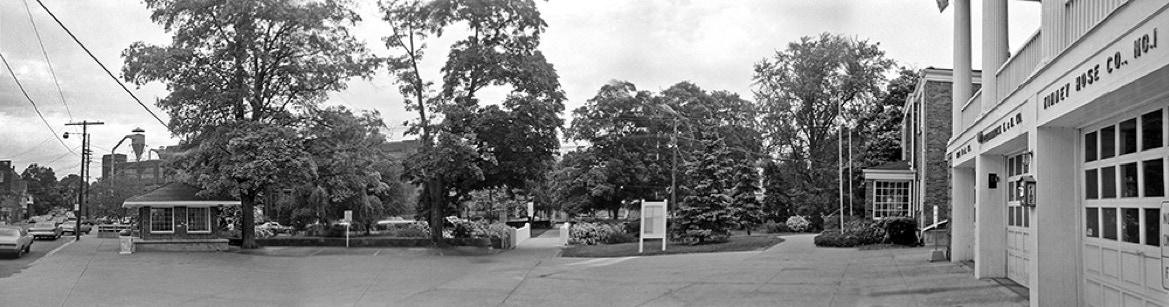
(0, 0, 1041, 178)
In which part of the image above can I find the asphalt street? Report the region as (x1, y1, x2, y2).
(0, 226, 75, 279)
(0, 230, 1028, 306)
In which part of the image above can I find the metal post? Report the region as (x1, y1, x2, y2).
(671, 118, 677, 210)
(65, 120, 102, 240)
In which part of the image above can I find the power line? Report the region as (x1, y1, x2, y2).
(0, 51, 77, 155)
(33, 0, 169, 129)
(7, 136, 56, 159)
(21, 0, 72, 121)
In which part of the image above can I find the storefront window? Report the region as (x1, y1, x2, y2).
(1120, 162, 1138, 197)
(1101, 166, 1116, 198)
(1122, 208, 1140, 244)
(1086, 208, 1099, 237)
(873, 181, 910, 219)
(1085, 131, 1098, 162)
(1120, 118, 1137, 155)
(1146, 159, 1164, 197)
(1142, 109, 1162, 150)
(1101, 125, 1116, 159)
(150, 208, 174, 232)
(1102, 208, 1117, 240)
(1085, 169, 1098, 199)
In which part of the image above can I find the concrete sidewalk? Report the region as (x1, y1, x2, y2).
(0, 233, 1028, 306)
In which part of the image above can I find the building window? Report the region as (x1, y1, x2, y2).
(1120, 162, 1138, 197)
(187, 207, 210, 232)
(1145, 208, 1160, 247)
(1122, 208, 1140, 244)
(1119, 118, 1137, 155)
(1085, 131, 1098, 162)
(873, 181, 910, 219)
(1101, 166, 1116, 198)
(1142, 109, 1162, 150)
(1085, 169, 1098, 199)
(150, 208, 174, 232)
(1102, 208, 1117, 240)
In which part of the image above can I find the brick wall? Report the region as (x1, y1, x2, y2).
(919, 81, 981, 225)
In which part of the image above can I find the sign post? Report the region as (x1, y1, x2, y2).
(344, 210, 353, 248)
(639, 199, 667, 253)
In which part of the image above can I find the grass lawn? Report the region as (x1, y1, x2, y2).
(560, 235, 785, 258)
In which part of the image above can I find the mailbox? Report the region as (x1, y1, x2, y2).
(1018, 175, 1036, 207)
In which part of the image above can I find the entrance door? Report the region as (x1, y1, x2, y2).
(1005, 153, 1031, 287)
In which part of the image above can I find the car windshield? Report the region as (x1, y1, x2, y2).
(0, 229, 20, 237)
(35, 222, 56, 228)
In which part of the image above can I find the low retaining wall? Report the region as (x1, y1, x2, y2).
(255, 237, 502, 248)
(133, 238, 231, 252)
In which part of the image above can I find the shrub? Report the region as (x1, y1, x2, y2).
(386, 222, 430, 238)
(569, 222, 633, 245)
(452, 220, 490, 238)
(877, 217, 918, 245)
(813, 231, 860, 247)
(622, 221, 640, 238)
(486, 223, 512, 243)
(763, 221, 792, 233)
(842, 219, 884, 245)
(785, 215, 811, 232)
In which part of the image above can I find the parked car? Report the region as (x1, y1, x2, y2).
(28, 222, 61, 240)
(61, 218, 93, 235)
(0, 226, 33, 258)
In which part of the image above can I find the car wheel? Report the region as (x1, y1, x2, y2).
(16, 246, 24, 258)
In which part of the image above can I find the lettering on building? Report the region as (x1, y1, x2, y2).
(978, 113, 1022, 144)
(953, 144, 972, 160)
(1044, 28, 1158, 110)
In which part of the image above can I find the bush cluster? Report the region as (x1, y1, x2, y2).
(785, 215, 811, 232)
(763, 220, 792, 233)
(384, 222, 430, 238)
(813, 217, 919, 247)
(569, 222, 634, 245)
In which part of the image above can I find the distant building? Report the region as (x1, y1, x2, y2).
(0, 160, 32, 224)
(385, 139, 420, 161)
(862, 68, 982, 227)
(102, 146, 178, 189)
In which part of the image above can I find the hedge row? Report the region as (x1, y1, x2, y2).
(255, 237, 502, 248)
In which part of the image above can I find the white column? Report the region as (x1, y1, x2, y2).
(953, 0, 972, 136)
(982, 0, 1009, 112)
(951, 166, 976, 262)
(975, 153, 1006, 279)
(1032, 127, 1080, 306)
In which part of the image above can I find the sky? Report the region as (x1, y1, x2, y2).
(0, 0, 1041, 179)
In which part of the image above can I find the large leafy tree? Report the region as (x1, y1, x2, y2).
(123, 0, 378, 248)
(753, 33, 893, 220)
(847, 68, 918, 215)
(21, 164, 62, 215)
(382, 0, 564, 244)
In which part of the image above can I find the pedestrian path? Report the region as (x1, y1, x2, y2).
(510, 225, 564, 258)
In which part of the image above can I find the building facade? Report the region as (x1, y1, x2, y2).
(864, 69, 983, 226)
(946, 0, 1169, 305)
(0, 161, 32, 224)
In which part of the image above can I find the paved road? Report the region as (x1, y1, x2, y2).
(0, 231, 1027, 306)
(0, 234, 75, 279)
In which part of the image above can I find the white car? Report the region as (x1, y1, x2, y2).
(0, 226, 33, 258)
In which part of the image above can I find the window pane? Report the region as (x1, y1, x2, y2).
(1101, 126, 1116, 159)
(1022, 154, 1029, 174)
(150, 208, 173, 232)
(1008, 157, 1015, 177)
(1015, 156, 1023, 176)
(1086, 169, 1099, 199)
(1146, 208, 1160, 247)
(1120, 118, 1138, 155)
(1023, 206, 1029, 228)
(1101, 166, 1117, 198)
(1121, 162, 1139, 197)
(1008, 181, 1017, 201)
(1086, 131, 1098, 162)
(188, 207, 209, 232)
(1008, 206, 1016, 226)
(1142, 109, 1163, 150)
(1146, 159, 1165, 197)
(1102, 208, 1118, 240)
(1122, 208, 1140, 244)
(1086, 208, 1099, 238)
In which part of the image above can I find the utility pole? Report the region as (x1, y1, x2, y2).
(671, 117, 678, 209)
(65, 120, 102, 241)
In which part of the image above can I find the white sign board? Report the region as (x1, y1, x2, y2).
(639, 199, 667, 253)
(1162, 201, 1169, 290)
(344, 210, 353, 223)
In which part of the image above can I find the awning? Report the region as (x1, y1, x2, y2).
(122, 183, 240, 209)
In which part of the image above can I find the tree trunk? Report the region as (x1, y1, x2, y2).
(240, 190, 258, 249)
(427, 178, 446, 247)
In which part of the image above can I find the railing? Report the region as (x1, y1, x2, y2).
(961, 90, 982, 134)
(996, 31, 1043, 103)
(1066, 0, 1130, 46)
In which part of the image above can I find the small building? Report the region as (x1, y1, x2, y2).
(122, 183, 239, 251)
(0, 161, 32, 225)
(861, 160, 914, 220)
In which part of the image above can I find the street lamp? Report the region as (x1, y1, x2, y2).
(110, 128, 145, 220)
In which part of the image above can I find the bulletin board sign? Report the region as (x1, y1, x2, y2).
(640, 199, 667, 253)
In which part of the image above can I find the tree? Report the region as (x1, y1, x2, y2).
(123, 0, 378, 248)
(382, 0, 564, 244)
(21, 164, 62, 215)
(753, 33, 893, 221)
(672, 136, 737, 244)
(849, 68, 918, 215)
(88, 178, 149, 220)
